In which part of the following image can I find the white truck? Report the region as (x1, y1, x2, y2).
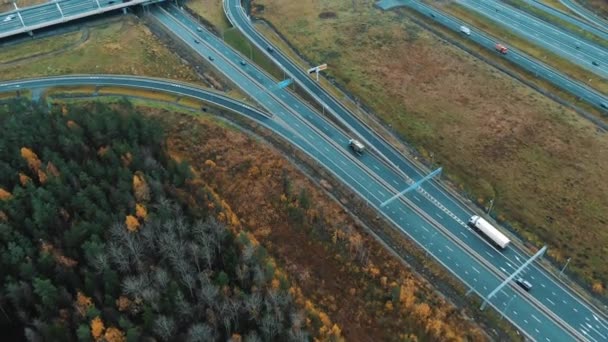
(460, 25, 471, 35)
(349, 139, 365, 155)
(468, 215, 510, 249)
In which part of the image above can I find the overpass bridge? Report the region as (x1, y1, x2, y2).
(0, 0, 164, 39)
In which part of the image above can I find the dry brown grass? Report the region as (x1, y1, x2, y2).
(253, 0, 608, 292)
(581, 0, 608, 16)
(152, 108, 488, 341)
(186, 0, 231, 31)
(0, 18, 200, 83)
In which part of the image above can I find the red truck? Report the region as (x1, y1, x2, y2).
(495, 43, 508, 54)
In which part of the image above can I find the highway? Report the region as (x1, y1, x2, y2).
(0, 0, 154, 39)
(559, 0, 608, 29)
(0, 0, 607, 339)
(456, 0, 608, 78)
(155, 3, 608, 340)
(376, 0, 608, 120)
(519, 0, 608, 41)
(222, 0, 608, 340)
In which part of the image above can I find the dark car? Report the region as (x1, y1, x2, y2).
(108, 0, 115, 4)
(266, 46, 274, 53)
(592, 61, 600, 66)
(240, 60, 247, 66)
(208, 56, 214, 61)
(600, 102, 608, 109)
(194, 39, 199, 44)
(515, 277, 532, 291)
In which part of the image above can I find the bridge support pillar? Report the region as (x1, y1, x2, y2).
(28, 31, 33, 37)
(123, 7, 127, 15)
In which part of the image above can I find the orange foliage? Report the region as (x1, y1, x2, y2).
(66, 120, 80, 130)
(75, 291, 93, 317)
(20, 147, 41, 173)
(41, 241, 78, 268)
(385, 300, 394, 312)
(38, 170, 48, 184)
(125, 215, 140, 232)
(414, 303, 432, 322)
(592, 282, 605, 294)
(271, 278, 280, 290)
(46, 161, 60, 178)
(104, 327, 126, 342)
(132, 172, 150, 202)
(135, 203, 148, 220)
(90, 316, 105, 339)
(0, 211, 7, 222)
(97, 146, 110, 157)
(116, 296, 131, 312)
(0, 188, 11, 201)
(230, 333, 242, 342)
(19, 172, 31, 186)
(204, 159, 216, 168)
(121, 152, 132, 167)
(61, 105, 68, 115)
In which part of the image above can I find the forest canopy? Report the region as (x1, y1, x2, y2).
(0, 100, 312, 341)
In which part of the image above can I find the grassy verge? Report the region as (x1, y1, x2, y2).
(438, 2, 608, 95)
(0, 17, 201, 83)
(0, 31, 84, 64)
(251, 0, 608, 299)
(540, 0, 579, 13)
(504, 0, 608, 49)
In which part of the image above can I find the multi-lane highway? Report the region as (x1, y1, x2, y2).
(559, 0, 608, 29)
(151, 3, 608, 340)
(519, 0, 608, 41)
(376, 0, 608, 121)
(0, 0, 154, 39)
(457, 0, 608, 78)
(1, 0, 608, 340)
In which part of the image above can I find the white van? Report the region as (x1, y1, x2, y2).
(460, 26, 471, 35)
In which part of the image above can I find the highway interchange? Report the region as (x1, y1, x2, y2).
(1, 0, 608, 340)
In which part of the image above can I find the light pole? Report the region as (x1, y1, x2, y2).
(559, 257, 571, 277)
(487, 198, 494, 215)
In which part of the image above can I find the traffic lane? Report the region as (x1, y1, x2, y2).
(226, 1, 607, 337)
(165, 6, 581, 340)
(460, 0, 608, 76)
(480, 0, 608, 58)
(388, 0, 608, 334)
(1, 71, 576, 340)
(227, 4, 608, 334)
(405, 1, 608, 111)
(20, 7, 62, 25)
(520, 0, 608, 42)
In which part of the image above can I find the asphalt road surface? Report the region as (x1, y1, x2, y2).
(0, 0, 151, 39)
(376, 0, 608, 121)
(457, 0, 608, 78)
(156, 3, 608, 340)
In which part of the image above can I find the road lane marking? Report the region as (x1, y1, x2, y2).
(377, 190, 384, 197)
(546, 298, 555, 306)
(471, 266, 480, 274)
(372, 164, 380, 171)
(531, 314, 541, 323)
(435, 213, 443, 219)
(485, 251, 494, 259)
(392, 180, 399, 185)
(459, 232, 467, 238)
(421, 225, 429, 232)
(513, 310, 518, 316)
(445, 245, 453, 252)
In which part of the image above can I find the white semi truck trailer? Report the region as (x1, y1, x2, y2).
(468, 215, 510, 249)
